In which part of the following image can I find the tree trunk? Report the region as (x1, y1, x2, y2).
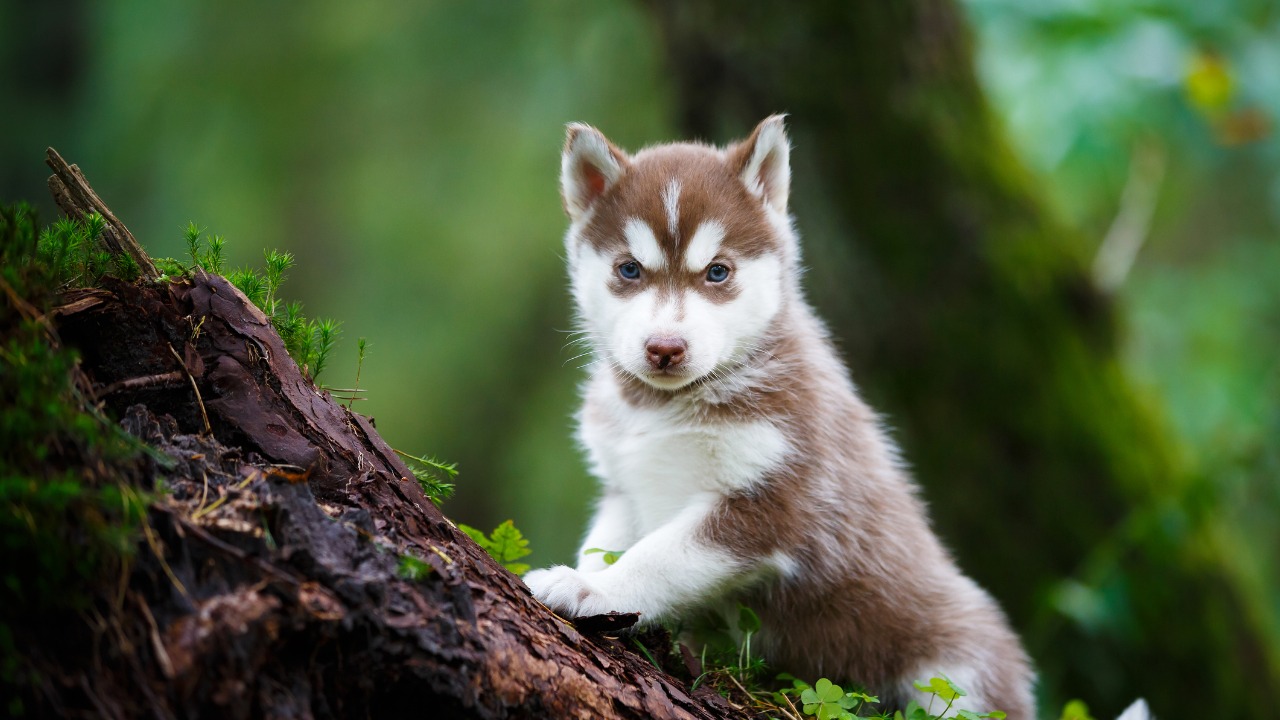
(642, 1, 1278, 716)
(13, 151, 746, 720)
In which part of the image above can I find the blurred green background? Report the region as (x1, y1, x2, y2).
(3, 1, 1277, 716)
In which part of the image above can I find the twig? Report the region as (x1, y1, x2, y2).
(167, 342, 211, 435)
(195, 469, 210, 518)
(778, 691, 805, 720)
(133, 592, 176, 679)
(0, 274, 51, 329)
(139, 505, 190, 600)
(98, 371, 186, 396)
(190, 470, 259, 521)
(427, 544, 454, 565)
(77, 674, 121, 720)
(1093, 140, 1166, 292)
(166, 507, 303, 585)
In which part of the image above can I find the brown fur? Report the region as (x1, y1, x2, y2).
(581, 145, 782, 262)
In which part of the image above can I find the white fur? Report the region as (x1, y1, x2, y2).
(578, 378, 789, 532)
(683, 220, 726, 271)
(570, 242, 784, 392)
(524, 495, 746, 621)
(575, 492, 638, 572)
(663, 179, 681, 241)
(623, 217, 665, 270)
(1115, 699, 1153, 720)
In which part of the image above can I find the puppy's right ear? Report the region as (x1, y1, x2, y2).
(561, 123, 628, 221)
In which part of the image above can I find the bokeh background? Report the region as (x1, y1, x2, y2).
(3, 1, 1277, 716)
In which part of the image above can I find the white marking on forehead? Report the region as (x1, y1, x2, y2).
(684, 221, 726, 271)
(623, 218, 665, 269)
(662, 179, 681, 242)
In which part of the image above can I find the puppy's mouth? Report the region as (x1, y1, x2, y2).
(628, 364, 699, 390)
(642, 373, 695, 390)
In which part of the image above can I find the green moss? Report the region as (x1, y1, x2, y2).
(0, 204, 147, 712)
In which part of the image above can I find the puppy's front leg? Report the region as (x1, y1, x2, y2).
(575, 491, 637, 573)
(525, 496, 743, 621)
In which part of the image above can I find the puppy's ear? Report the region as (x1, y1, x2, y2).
(730, 114, 791, 213)
(561, 123, 629, 221)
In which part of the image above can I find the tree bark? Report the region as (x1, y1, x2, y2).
(642, 1, 1278, 716)
(22, 154, 746, 719)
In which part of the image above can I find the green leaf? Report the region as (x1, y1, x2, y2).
(983, 712, 1007, 719)
(584, 547, 623, 565)
(458, 523, 488, 548)
(460, 520, 532, 575)
(489, 520, 531, 565)
(737, 604, 762, 635)
(923, 676, 964, 701)
(1059, 700, 1095, 720)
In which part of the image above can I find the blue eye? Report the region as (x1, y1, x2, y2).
(706, 264, 730, 283)
(618, 261, 641, 280)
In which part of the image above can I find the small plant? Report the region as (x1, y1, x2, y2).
(310, 317, 341, 381)
(736, 604, 761, 679)
(686, 603, 770, 700)
(341, 337, 369, 409)
(262, 248, 293, 317)
(794, 677, 873, 720)
(397, 555, 433, 581)
(583, 546, 623, 565)
(163, 225, 344, 383)
(32, 210, 140, 287)
(458, 519, 532, 575)
(394, 448, 457, 505)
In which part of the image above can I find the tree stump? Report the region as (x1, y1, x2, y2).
(22, 149, 746, 720)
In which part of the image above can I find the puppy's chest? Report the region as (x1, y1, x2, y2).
(580, 397, 790, 532)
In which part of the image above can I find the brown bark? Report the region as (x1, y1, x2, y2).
(32, 153, 744, 719)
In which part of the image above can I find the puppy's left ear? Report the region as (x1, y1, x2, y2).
(730, 114, 791, 213)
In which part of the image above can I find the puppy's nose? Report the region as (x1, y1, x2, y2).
(645, 337, 687, 371)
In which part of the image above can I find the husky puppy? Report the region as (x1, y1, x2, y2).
(523, 116, 1035, 718)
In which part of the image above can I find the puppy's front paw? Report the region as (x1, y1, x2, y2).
(524, 565, 612, 618)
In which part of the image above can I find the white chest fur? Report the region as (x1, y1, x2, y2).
(578, 378, 790, 534)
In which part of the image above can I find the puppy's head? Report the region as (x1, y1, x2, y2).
(560, 116, 796, 391)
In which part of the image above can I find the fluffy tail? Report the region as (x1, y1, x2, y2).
(1115, 699, 1152, 720)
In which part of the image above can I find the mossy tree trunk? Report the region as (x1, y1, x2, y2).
(643, 1, 1277, 715)
(6, 154, 748, 720)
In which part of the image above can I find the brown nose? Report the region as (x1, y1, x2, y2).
(645, 337, 687, 371)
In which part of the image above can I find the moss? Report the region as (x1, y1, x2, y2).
(0, 204, 147, 714)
